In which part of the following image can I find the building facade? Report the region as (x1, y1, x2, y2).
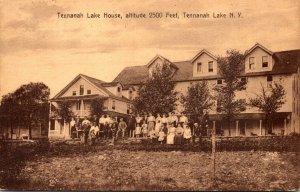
(113, 43, 300, 136)
(48, 74, 134, 139)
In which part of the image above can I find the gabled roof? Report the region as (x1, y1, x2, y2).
(245, 43, 273, 56)
(51, 74, 114, 100)
(101, 82, 121, 87)
(50, 94, 107, 102)
(146, 55, 179, 70)
(113, 65, 149, 85)
(113, 49, 300, 85)
(191, 49, 217, 63)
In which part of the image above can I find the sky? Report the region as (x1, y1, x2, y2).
(0, 0, 299, 98)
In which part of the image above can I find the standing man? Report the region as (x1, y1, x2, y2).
(81, 116, 91, 144)
(200, 109, 210, 136)
(128, 114, 136, 138)
(117, 118, 127, 139)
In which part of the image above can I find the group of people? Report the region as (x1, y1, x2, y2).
(70, 110, 210, 145)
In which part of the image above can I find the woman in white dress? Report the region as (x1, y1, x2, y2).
(167, 123, 176, 144)
(155, 114, 162, 136)
(147, 113, 155, 136)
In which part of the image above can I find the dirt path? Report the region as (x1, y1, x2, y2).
(11, 150, 300, 191)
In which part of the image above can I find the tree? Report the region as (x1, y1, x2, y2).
(214, 50, 246, 136)
(90, 97, 105, 117)
(249, 82, 286, 134)
(0, 93, 19, 139)
(55, 101, 74, 137)
(0, 82, 50, 139)
(181, 81, 214, 123)
(133, 63, 178, 114)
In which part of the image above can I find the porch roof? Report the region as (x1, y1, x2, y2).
(208, 112, 291, 121)
(49, 94, 108, 102)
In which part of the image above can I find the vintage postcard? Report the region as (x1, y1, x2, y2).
(0, 0, 299, 191)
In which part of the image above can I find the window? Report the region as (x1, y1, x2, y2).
(80, 85, 84, 95)
(216, 99, 221, 112)
(127, 104, 131, 114)
(87, 90, 91, 94)
(197, 62, 202, 73)
(262, 56, 268, 67)
(217, 79, 222, 85)
(76, 101, 81, 110)
(117, 87, 121, 92)
(72, 91, 76, 96)
(267, 75, 273, 88)
(249, 57, 255, 69)
(208, 61, 213, 72)
(112, 100, 115, 110)
(129, 90, 133, 100)
(50, 119, 55, 130)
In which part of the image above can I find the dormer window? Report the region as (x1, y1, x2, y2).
(262, 56, 268, 67)
(79, 85, 84, 95)
(112, 100, 116, 110)
(197, 62, 202, 73)
(249, 57, 255, 70)
(208, 61, 213, 72)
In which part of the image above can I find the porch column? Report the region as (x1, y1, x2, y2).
(236, 120, 239, 136)
(48, 101, 52, 135)
(80, 99, 84, 117)
(245, 120, 247, 136)
(284, 118, 287, 136)
(259, 120, 262, 136)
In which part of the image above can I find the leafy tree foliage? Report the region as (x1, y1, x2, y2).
(90, 97, 105, 117)
(0, 82, 50, 139)
(214, 50, 246, 136)
(55, 101, 74, 123)
(133, 63, 177, 114)
(249, 82, 286, 134)
(181, 81, 214, 123)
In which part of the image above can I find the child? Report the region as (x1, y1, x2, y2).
(158, 126, 165, 144)
(135, 123, 142, 138)
(142, 120, 148, 138)
(149, 129, 157, 143)
(183, 124, 192, 144)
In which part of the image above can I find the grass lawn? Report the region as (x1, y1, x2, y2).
(1, 140, 299, 191)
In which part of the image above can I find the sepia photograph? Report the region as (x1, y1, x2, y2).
(0, 0, 299, 191)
